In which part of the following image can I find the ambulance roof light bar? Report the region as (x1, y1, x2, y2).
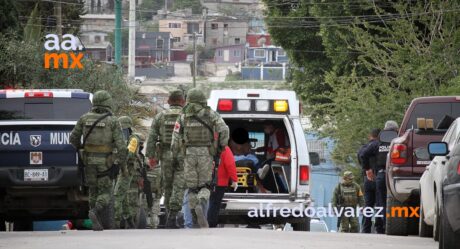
(218, 99, 233, 112)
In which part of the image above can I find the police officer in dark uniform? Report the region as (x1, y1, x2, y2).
(358, 128, 383, 233)
(375, 121, 399, 233)
(360, 121, 399, 234)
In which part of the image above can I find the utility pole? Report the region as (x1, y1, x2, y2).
(55, 1, 62, 39)
(114, 0, 122, 67)
(192, 32, 197, 87)
(128, 0, 136, 79)
(164, 0, 167, 11)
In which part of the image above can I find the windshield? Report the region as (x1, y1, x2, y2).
(406, 103, 460, 130)
(0, 98, 91, 121)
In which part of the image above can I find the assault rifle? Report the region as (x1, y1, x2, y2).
(138, 153, 153, 208)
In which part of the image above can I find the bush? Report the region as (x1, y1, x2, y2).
(225, 71, 242, 81)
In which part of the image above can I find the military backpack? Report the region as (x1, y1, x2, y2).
(339, 183, 359, 207)
(160, 108, 181, 147)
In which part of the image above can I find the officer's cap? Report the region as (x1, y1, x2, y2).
(384, 120, 399, 131)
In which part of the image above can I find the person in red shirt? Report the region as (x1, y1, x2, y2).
(263, 123, 289, 160)
(207, 146, 238, 227)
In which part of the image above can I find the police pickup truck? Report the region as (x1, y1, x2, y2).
(208, 89, 314, 231)
(0, 89, 91, 230)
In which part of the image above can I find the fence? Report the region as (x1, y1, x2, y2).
(241, 63, 288, 81)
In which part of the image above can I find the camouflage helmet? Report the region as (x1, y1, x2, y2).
(186, 88, 207, 104)
(118, 116, 133, 129)
(93, 90, 113, 108)
(343, 171, 354, 180)
(134, 132, 146, 143)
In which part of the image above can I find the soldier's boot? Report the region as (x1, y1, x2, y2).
(176, 211, 185, 228)
(165, 211, 179, 229)
(191, 210, 200, 228)
(194, 205, 209, 228)
(88, 208, 103, 231)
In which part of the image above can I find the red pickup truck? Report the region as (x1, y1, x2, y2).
(386, 96, 460, 236)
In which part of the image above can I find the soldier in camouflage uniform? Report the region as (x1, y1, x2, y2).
(171, 88, 229, 228)
(70, 90, 127, 231)
(146, 89, 186, 228)
(114, 116, 143, 229)
(332, 171, 364, 233)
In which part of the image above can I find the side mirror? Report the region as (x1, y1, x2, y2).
(309, 152, 320, 166)
(379, 130, 398, 143)
(428, 142, 449, 156)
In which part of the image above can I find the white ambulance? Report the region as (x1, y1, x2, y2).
(208, 89, 316, 231)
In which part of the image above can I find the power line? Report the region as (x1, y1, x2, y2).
(17, 0, 456, 20)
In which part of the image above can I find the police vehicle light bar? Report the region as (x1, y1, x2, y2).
(274, 100, 288, 112)
(218, 99, 233, 112)
(25, 92, 53, 98)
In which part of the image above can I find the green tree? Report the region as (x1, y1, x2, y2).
(0, 34, 150, 119)
(15, 0, 86, 36)
(138, 0, 163, 20)
(264, 0, 460, 166)
(23, 3, 41, 44)
(172, 0, 202, 14)
(0, 0, 19, 33)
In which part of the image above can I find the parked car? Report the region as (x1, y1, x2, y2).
(426, 142, 460, 249)
(134, 76, 146, 84)
(386, 96, 460, 236)
(419, 117, 460, 239)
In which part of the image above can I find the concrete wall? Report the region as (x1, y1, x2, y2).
(174, 62, 192, 77)
(203, 62, 237, 76)
(135, 66, 174, 78)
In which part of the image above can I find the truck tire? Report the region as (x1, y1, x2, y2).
(419, 201, 433, 237)
(0, 219, 5, 231)
(292, 217, 310, 232)
(386, 195, 408, 236)
(439, 204, 458, 249)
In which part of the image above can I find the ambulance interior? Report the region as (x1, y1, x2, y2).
(223, 119, 292, 195)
